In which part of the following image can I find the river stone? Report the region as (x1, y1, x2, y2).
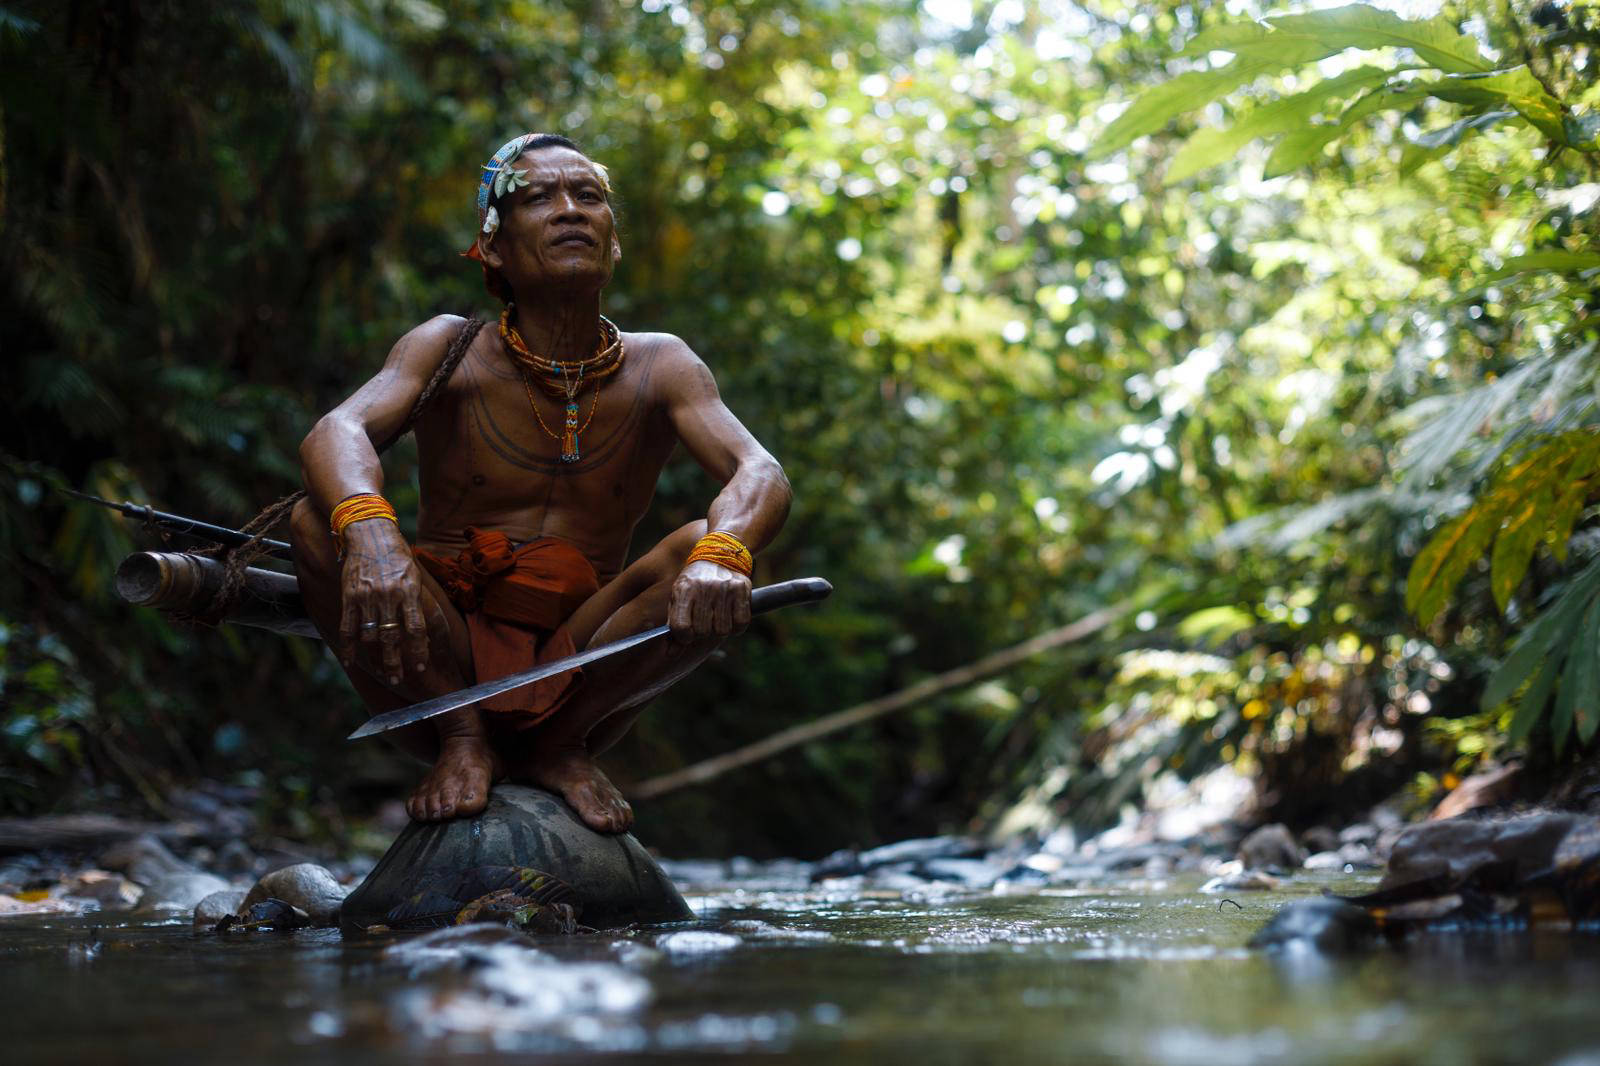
(242, 863, 349, 927)
(339, 785, 692, 933)
(1237, 823, 1305, 872)
(136, 871, 230, 913)
(1380, 812, 1589, 890)
(193, 888, 247, 928)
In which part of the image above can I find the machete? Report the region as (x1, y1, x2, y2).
(347, 576, 832, 741)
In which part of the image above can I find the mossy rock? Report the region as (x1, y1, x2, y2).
(340, 785, 692, 933)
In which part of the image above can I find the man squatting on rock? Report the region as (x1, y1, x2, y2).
(291, 133, 791, 832)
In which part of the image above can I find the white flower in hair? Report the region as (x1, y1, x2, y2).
(482, 205, 500, 237)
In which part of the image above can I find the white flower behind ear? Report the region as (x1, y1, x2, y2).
(482, 205, 500, 237)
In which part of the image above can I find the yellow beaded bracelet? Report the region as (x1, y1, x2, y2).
(685, 530, 753, 577)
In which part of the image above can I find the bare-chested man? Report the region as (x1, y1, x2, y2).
(290, 133, 791, 833)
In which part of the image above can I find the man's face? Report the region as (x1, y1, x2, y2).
(479, 146, 621, 295)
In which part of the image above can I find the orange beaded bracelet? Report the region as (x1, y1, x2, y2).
(330, 493, 398, 557)
(685, 530, 754, 577)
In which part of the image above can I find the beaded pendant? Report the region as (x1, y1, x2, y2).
(562, 399, 581, 462)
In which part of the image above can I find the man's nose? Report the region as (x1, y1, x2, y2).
(552, 192, 584, 219)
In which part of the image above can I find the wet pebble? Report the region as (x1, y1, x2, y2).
(135, 871, 230, 914)
(1202, 866, 1281, 893)
(1236, 824, 1306, 873)
(193, 888, 247, 928)
(99, 833, 197, 887)
(63, 869, 142, 909)
(1248, 897, 1377, 953)
(242, 863, 348, 927)
(220, 897, 311, 931)
(916, 857, 1010, 885)
(812, 835, 983, 882)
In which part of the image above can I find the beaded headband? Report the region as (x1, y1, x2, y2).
(462, 132, 612, 262)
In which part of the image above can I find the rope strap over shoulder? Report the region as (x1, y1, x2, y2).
(194, 315, 487, 623)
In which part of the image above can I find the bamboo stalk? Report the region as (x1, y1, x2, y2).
(628, 602, 1129, 800)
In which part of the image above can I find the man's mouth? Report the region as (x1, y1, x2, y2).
(552, 232, 596, 247)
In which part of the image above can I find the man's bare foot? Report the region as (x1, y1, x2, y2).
(514, 744, 634, 834)
(406, 735, 502, 822)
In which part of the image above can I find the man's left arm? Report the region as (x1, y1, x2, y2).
(661, 339, 793, 639)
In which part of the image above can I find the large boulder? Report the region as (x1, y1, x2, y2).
(340, 785, 692, 933)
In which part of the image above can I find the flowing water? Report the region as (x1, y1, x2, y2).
(3, 865, 1600, 1064)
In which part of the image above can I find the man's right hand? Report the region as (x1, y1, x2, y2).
(338, 519, 430, 685)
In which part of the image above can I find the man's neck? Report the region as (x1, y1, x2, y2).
(509, 290, 605, 361)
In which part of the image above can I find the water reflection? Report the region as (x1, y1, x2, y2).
(2, 872, 1599, 1063)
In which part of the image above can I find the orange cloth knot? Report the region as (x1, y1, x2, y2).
(412, 530, 601, 724)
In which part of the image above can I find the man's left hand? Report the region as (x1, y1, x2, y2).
(668, 559, 752, 641)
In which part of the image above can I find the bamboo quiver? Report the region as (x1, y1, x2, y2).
(115, 552, 319, 639)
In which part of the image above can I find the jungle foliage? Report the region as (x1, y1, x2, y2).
(2, 0, 1597, 855)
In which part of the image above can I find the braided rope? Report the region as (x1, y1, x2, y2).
(195, 316, 486, 623)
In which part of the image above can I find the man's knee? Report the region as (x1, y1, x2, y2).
(289, 497, 337, 576)
(662, 520, 708, 565)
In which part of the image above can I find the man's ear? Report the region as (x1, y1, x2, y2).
(476, 232, 503, 268)
(611, 234, 622, 263)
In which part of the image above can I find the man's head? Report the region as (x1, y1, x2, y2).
(465, 132, 620, 304)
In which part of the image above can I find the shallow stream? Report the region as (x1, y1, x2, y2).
(4, 865, 1600, 1064)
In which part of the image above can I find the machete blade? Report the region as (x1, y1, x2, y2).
(347, 576, 830, 741)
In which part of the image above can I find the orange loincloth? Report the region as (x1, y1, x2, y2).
(414, 528, 600, 726)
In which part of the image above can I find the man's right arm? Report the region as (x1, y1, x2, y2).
(299, 315, 464, 681)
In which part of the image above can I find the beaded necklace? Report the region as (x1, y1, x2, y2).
(499, 307, 626, 463)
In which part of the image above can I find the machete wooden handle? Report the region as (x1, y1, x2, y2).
(751, 577, 833, 615)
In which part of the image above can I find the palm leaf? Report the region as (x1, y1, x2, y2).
(1480, 555, 1600, 711)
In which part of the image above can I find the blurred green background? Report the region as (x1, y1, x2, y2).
(2, 0, 1596, 857)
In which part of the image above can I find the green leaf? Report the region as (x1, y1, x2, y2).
(1395, 359, 1542, 487)
(1507, 650, 1562, 744)
(1485, 250, 1600, 279)
(1165, 67, 1395, 184)
(1565, 111, 1600, 151)
(1265, 81, 1433, 177)
(1490, 488, 1551, 612)
(1179, 21, 1278, 57)
(1480, 556, 1600, 710)
(1261, 5, 1492, 74)
(1406, 496, 1509, 624)
(1547, 482, 1594, 563)
(1554, 640, 1581, 755)
(1573, 599, 1600, 746)
(1408, 108, 1516, 150)
(1176, 605, 1255, 645)
(1399, 108, 1518, 177)
(1428, 68, 1567, 143)
(1094, 39, 1341, 158)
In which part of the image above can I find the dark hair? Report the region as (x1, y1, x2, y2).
(481, 133, 597, 303)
